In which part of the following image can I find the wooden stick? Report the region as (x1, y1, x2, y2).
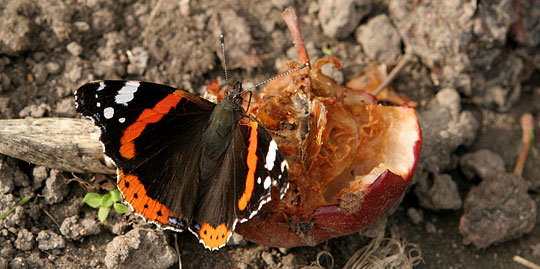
(0, 118, 115, 174)
(513, 255, 540, 269)
(373, 53, 412, 97)
(514, 113, 534, 176)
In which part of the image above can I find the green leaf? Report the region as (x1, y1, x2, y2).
(82, 193, 102, 208)
(98, 206, 111, 222)
(113, 202, 128, 214)
(322, 45, 332, 56)
(101, 192, 114, 208)
(0, 196, 31, 220)
(110, 189, 122, 203)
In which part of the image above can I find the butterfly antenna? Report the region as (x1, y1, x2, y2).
(220, 34, 230, 86)
(244, 62, 309, 92)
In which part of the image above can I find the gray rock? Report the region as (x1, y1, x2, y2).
(60, 215, 101, 240)
(54, 97, 76, 117)
(0, 257, 7, 269)
(511, 0, 540, 46)
(389, 0, 523, 110)
(318, 0, 371, 38)
(415, 174, 462, 210)
(0, 239, 15, 259)
(208, 9, 258, 69)
(407, 208, 424, 224)
(0, 14, 32, 55)
(460, 173, 536, 248)
(14, 228, 34, 251)
(32, 166, 48, 189)
(460, 149, 505, 180)
(42, 170, 69, 204)
(356, 14, 402, 63)
(66, 42, 83, 56)
(45, 62, 62, 75)
(36, 230, 66, 250)
(73, 21, 90, 32)
(0, 156, 30, 194)
(126, 47, 149, 75)
(417, 88, 480, 174)
(19, 103, 51, 118)
(261, 251, 275, 266)
(104, 228, 176, 269)
(281, 253, 298, 269)
(9, 257, 26, 269)
(31, 63, 48, 85)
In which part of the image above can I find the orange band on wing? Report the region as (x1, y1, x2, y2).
(237, 121, 258, 211)
(117, 169, 173, 225)
(119, 91, 184, 159)
(198, 223, 232, 250)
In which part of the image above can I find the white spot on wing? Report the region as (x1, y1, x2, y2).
(119, 117, 125, 123)
(103, 107, 114, 119)
(97, 81, 105, 91)
(257, 177, 261, 184)
(264, 140, 278, 171)
(115, 81, 140, 106)
(96, 102, 101, 107)
(281, 160, 288, 172)
(263, 176, 271, 189)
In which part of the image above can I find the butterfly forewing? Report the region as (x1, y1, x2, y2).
(76, 80, 215, 231)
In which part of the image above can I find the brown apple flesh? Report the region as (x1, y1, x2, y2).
(234, 57, 422, 248)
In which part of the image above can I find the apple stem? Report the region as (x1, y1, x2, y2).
(513, 113, 534, 177)
(373, 52, 412, 97)
(281, 7, 311, 68)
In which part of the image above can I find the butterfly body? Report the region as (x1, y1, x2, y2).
(75, 80, 289, 250)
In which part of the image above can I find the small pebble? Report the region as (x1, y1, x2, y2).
(45, 62, 62, 75)
(66, 42, 83, 56)
(407, 207, 424, 224)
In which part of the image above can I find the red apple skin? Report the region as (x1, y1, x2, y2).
(236, 133, 422, 248)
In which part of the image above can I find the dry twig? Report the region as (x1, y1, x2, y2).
(514, 113, 534, 176)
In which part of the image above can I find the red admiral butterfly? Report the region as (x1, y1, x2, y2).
(75, 80, 289, 250)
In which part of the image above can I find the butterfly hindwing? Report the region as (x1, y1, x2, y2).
(189, 116, 289, 250)
(236, 117, 290, 222)
(76, 80, 215, 231)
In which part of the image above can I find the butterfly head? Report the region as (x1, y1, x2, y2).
(222, 81, 245, 110)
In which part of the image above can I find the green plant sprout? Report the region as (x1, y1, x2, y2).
(83, 189, 128, 222)
(0, 196, 31, 220)
(322, 45, 333, 56)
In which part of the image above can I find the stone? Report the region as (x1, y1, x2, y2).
(414, 174, 462, 210)
(32, 166, 48, 189)
(60, 215, 101, 240)
(66, 42, 83, 56)
(318, 0, 371, 38)
(45, 62, 62, 75)
(460, 149, 506, 180)
(14, 228, 34, 251)
(36, 230, 66, 250)
(31, 63, 48, 85)
(0, 14, 32, 55)
(407, 208, 424, 224)
(355, 14, 402, 63)
(42, 170, 69, 204)
(104, 228, 176, 269)
(460, 173, 536, 248)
